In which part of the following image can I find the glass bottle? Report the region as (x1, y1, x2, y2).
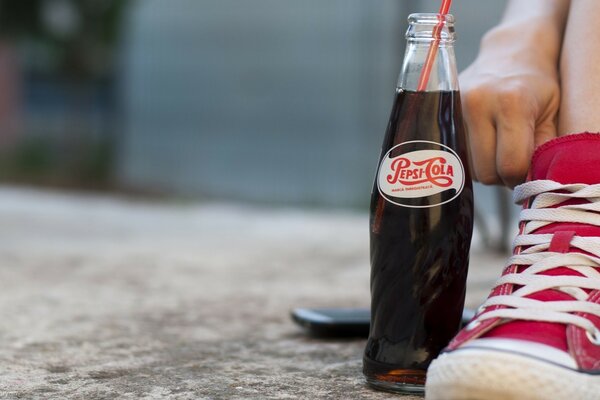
(363, 13, 474, 394)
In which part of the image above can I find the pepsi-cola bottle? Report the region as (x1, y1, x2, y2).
(363, 13, 474, 394)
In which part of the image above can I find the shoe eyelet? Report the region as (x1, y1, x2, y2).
(585, 328, 600, 346)
(465, 319, 481, 331)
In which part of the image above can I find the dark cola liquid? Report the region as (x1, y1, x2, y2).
(363, 90, 473, 388)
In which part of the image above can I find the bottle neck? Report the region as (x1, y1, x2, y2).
(398, 13, 459, 92)
(398, 42, 458, 92)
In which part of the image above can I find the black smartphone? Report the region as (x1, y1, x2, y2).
(291, 307, 476, 338)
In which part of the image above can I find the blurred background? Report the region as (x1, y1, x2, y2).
(0, 3, 520, 396)
(0, 0, 513, 226)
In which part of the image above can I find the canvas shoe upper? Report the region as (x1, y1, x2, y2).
(426, 133, 600, 400)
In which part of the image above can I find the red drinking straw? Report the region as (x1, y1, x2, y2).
(416, 0, 453, 91)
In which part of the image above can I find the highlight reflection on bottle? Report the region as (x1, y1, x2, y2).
(363, 13, 474, 394)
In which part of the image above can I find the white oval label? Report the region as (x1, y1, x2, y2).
(377, 140, 465, 208)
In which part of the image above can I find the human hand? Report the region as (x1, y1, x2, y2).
(460, 25, 561, 188)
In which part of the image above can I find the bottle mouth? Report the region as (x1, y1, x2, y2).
(408, 13, 455, 25)
(406, 13, 455, 43)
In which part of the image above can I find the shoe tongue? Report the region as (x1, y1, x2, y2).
(531, 133, 600, 184)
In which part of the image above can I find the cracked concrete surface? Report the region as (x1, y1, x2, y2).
(0, 187, 505, 399)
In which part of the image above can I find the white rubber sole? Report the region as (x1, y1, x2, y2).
(426, 348, 600, 400)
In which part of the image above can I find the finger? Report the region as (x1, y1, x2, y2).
(534, 120, 558, 149)
(462, 92, 500, 185)
(534, 86, 560, 147)
(534, 109, 559, 148)
(495, 91, 535, 188)
(463, 123, 476, 181)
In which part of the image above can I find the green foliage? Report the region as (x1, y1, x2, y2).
(0, 0, 129, 44)
(0, 1, 45, 38)
(0, 0, 130, 188)
(12, 137, 55, 175)
(0, 0, 131, 77)
(0, 136, 115, 188)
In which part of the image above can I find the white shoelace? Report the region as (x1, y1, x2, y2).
(471, 180, 600, 341)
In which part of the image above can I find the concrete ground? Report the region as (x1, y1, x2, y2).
(0, 187, 507, 399)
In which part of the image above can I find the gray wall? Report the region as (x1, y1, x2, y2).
(118, 0, 507, 207)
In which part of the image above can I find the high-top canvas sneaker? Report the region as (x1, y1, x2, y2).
(426, 133, 600, 400)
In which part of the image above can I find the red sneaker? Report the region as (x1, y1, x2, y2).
(426, 134, 600, 400)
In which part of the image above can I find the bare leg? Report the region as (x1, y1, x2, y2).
(558, 0, 600, 135)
